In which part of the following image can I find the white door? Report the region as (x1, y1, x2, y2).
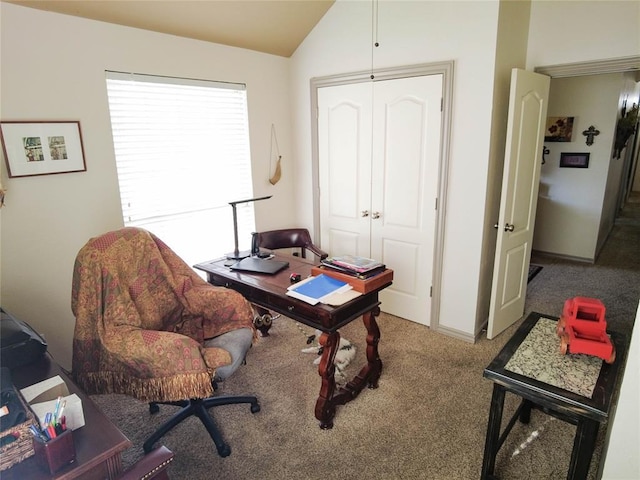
(318, 83, 373, 257)
(318, 75, 443, 326)
(487, 69, 550, 339)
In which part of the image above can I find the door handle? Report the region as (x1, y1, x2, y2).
(372, 211, 381, 219)
(504, 223, 515, 232)
(361, 210, 369, 217)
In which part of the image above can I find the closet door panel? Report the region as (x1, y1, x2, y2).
(372, 75, 442, 325)
(318, 83, 372, 257)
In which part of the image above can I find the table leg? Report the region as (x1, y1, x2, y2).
(481, 384, 506, 480)
(361, 306, 383, 388)
(567, 419, 599, 480)
(519, 399, 532, 424)
(315, 331, 340, 429)
(314, 307, 383, 429)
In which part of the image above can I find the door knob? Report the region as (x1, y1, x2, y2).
(372, 211, 381, 219)
(361, 210, 369, 217)
(504, 223, 515, 232)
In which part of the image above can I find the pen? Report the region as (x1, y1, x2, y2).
(57, 400, 66, 423)
(53, 396, 62, 421)
(29, 425, 48, 442)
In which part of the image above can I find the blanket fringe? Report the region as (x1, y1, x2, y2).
(77, 371, 215, 402)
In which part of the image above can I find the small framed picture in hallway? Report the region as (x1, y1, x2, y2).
(560, 152, 590, 168)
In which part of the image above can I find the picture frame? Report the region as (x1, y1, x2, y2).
(559, 152, 590, 168)
(0, 121, 86, 178)
(544, 116, 575, 142)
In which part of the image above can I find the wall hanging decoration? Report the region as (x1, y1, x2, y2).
(559, 152, 590, 168)
(544, 117, 575, 142)
(581, 125, 600, 146)
(542, 146, 550, 164)
(268, 124, 281, 185)
(0, 121, 86, 178)
(613, 102, 638, 159)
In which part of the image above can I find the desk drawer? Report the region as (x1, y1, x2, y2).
(209, 275, 327, 328)
(259, 292, 325, 325)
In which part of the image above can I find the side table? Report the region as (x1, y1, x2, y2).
(481, 312, 628, 480)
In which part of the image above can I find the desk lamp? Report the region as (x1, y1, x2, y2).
(226, 195, 272, 261)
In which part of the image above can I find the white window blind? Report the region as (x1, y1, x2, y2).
(105, 71, 255, 266)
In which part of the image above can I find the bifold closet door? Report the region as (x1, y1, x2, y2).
(317, 74, 442, 326)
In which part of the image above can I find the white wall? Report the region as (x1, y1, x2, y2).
(527, 1, 640, 69)
(598, 74, 640, 253)
(533, 74, 622, 261)
(0, 3, 295, 368)
(291, 0, 501, 339)
(600, 300, 640, 479)
(478, 0, 531, 333)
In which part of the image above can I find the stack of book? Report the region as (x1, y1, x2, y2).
(321, 255, 386, 279)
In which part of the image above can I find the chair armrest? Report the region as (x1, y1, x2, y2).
(306, 243, 329, 260)
(118, 445, 174, 480)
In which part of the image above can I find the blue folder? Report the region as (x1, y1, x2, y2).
(291, 274, 348, 300)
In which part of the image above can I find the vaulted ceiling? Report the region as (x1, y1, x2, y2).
(3, 0, 335, 57)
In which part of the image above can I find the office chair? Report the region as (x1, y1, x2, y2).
(253, 228, 328, 260)
(71, 227, 259, 457)
(252, 228, 328, 335)
(117, 446, 174, 480)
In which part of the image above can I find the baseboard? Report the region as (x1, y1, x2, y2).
(433, 324, 477, 343)
(531, 249, 594, 264)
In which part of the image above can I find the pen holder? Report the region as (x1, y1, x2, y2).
(32, 429, 75, 474)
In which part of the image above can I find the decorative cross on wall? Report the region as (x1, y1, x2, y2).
(582, 125, 600, 146)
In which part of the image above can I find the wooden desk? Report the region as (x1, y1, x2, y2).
(481, 312, 628, 480)
(194, 255, 393, 429)
(4, 355, 132, 480)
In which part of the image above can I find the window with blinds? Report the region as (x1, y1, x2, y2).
(105, 71, 256, 266)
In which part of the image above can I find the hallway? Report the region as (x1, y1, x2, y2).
(527, 193, 640, 334)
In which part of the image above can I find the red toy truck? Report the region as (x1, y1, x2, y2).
(556, 297, 616, 364)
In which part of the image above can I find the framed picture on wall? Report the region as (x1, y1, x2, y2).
(0, 121, 86, 178)
(545, 116, 575, 142)
(560, 152, 590, 168)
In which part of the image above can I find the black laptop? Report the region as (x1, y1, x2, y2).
(229, 257, 289, 274)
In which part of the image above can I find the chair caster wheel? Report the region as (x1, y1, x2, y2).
(251, 402, 261, 414)
(218, 444, 231, 457)
(149, 403, 160, 414)
(143, 440, 155, 454)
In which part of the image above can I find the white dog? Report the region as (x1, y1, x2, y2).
(301, 329, 356, 383)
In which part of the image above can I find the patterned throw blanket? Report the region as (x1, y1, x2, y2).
(71, 227, 255, 402)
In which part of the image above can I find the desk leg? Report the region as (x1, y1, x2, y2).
(567, 419, 599, 480)
(481, 384, 506, 480)
(362, 306, 383, 388)
(315, 331, 340, 429)
(314, 307, 383, 429)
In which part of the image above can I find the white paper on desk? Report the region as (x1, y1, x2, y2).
(30, 393, 85, 431)
(324, 290, 362, 306)
(20, 375, 69, 404)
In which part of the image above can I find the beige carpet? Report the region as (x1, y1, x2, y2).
(92, 312, 608, 480)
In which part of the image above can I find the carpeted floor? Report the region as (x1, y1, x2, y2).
(90, 198, 640, 479)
